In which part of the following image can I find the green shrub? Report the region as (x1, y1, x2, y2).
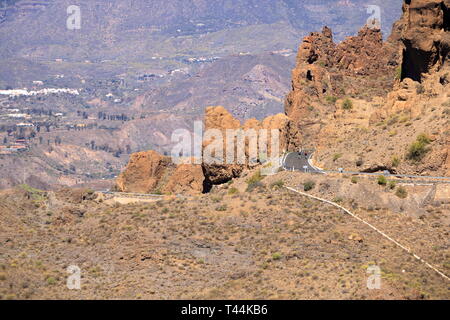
(161, 207, 169, 214)
(247, 170, 263, 185)
(377, 176, 387, 186)
(406, 134, 431, 161)
(303, 180, 316, 192)
(395, 186, 408, 199)
(342, 98, 353, 110)
(228, 187, 239, 195)
(333, 153, 342, 161)
(392, 156, 400, 167)
(351, 177, 358, 184)
(215, 205, 228, 212)
(388, 181, 396, 190)
(417, 133, 431, 145)
(246, 181, 264, 193)
(270, 180, 284, 189)
(395, 66, 402, 80)
(333, 197, 344, 203)
(46, 277, 57, 285)
(325, 96, 338, 104)
(272, 253, 282, 261)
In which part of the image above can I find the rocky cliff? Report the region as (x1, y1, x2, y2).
(284, 0, 449, 176)
(284, 23, 401, 149)
(116, 106, 296, 194)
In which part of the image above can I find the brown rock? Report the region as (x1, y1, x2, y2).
(163, 164, 205, 195)
(284, 23, 400, 149)
(398, 0, 449, 82)
(115, 150, 173, 193)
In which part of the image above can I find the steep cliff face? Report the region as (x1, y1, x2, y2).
(115, 150, 174, 194)
(284, 24, 401, 149)
(398, 0, 449, 82)
(373, 0, 449, 121)
(284, 0, 449, 176)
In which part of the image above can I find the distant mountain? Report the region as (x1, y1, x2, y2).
(0, 0, 403, 87)
(139, 53, 294, 120)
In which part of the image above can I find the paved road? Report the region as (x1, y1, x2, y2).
(282, 151, 323, 173)
(282, 151, 450, 183)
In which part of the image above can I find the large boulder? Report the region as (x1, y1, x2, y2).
(163, 164, 205, 195)
(115, 150, 174, 194)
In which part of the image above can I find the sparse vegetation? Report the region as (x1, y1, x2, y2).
(46, 276, 57, 285)
(351, 177, 358, 184)
(215, 205, 228, 212)
(246, 170, 265, 192)
(325, 96, 338, 104)
(342, 98, 353, 110)
(392, 156, 401, 167)
(388, 181, 396, 190)
(377, 176, 387, 186)
(406, 134, 431, 161)
(247, 170, 263, 185)
(395, 66, 402, 80)
(272, 252, 282, 261)
(303, 180, 316, 192)
(333, 153, 343, 161)
(395, 186, 408, 199)
(270, 180, 284, 189)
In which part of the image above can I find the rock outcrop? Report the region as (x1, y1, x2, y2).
(284, 23, 401, 149)
(398, 0, 449, 82)
(370, 0, 450, 175)
(283, 0, 449, 176)
(374, 0, 449, 121)
(115, 150, 174, 194)
(116, 106, 298, 194)
(116, 150, 206, 195)
(163, 164, 205, 195)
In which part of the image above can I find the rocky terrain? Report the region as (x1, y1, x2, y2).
(0, 169, 449, 300)
(115, 106, 297, 194)
(115, 0, 449, 195)
(284, 0, 450, 176)
(1, 0, 449, 301)
(0, 0, 407, 191)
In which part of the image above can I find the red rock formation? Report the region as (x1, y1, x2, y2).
(284, 22, 401, 150)
(202, 106, 298, 185)
(116, 106, 298, 193)
(397, 0, 449, 82)
(163, 164, 205, 195)
(116, 150, 174, 194)
(283, 0, 449, 176)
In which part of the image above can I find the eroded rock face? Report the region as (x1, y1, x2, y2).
(163, 164, 205, 195)
(116, 106, 298, 193)
(284, 24, 401, 149)
(372, 0, 449, 119)
(116, 150, 206, 194)
(282, 0, 449, 176)
(399, 0, 449, 82)
(115, 150, 174, 194)
(202, 106, 298, 185)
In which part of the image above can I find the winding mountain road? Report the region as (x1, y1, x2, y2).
(282, 151, 323, 173)
(282, 151, 450, 183)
